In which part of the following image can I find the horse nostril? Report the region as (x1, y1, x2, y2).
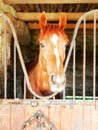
(50, 74, 56, 85)
(50, 73, 66, 85)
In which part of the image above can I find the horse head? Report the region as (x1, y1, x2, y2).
(37, 12, 69, 94)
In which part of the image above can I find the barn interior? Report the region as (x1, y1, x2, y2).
(0, 1, 98, 130)
(0, 0, 98, 99)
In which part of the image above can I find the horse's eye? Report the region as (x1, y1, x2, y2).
(40, 43, 45, 48)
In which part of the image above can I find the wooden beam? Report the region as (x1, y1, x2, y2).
(4, 0, 98, 4)
(15, 12, 84, 21)
(28, 23, 98, 29)
(14, 12, 98, 21)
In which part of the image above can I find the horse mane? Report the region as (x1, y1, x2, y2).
(38, 24, 69, 43)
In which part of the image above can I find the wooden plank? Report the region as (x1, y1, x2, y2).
(24, 105, 36, 130)
(92, 102, 98, 130)
(15, 12, 84, 21)
(83, 105, 92, 130)
(28, 23, 98, 29)
(61, 105, 72, 130)
(49, 105, 61, 130)
(11, 12, 98, 22)
(71, 105, 83, 130)
(11, 104, 25, 130)
(4, 0, 98, 4)
(1, 100, 98, 130)
(0, 104, 10, 130)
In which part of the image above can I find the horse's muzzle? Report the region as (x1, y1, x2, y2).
(49, 73, 66, 93)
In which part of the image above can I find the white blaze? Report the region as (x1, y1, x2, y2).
(54, 48, 60, 69)
(50, 34, 60, 69)
(50, 34, 58, 46)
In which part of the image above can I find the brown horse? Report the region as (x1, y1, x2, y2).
(26, 12, 69, 98)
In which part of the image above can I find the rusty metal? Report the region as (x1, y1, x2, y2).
(21, 110, 56, 130)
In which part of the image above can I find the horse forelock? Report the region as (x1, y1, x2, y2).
(38, 24, 69, 43)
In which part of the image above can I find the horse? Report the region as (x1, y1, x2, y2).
(26, 12, 69, 98)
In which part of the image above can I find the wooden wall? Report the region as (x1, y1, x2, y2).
(0, 100, 98, 130)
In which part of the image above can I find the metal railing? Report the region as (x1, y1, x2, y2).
(0, 9, 98, 101)
(0, 13, 58, 100)
(64, 9, 98, 101)
(0, 13, 33, 99)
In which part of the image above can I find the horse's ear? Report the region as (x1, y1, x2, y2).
(39, 12, 47, 29)
(59, 13, 67, 30)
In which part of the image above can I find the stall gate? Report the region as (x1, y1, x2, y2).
(0, 9, 98, 130)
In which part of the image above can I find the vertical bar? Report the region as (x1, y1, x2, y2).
(83, 18, 86, 100)
(14, 41, 16, 99)
(36, 121, 41, 130)
(63, 87, 65, 99)
(4, 17, 7, 99)
(53, 96, 55, 100)
(73, 40, 76, 100)
(25, 126, 30, 130)
(93, 12, 96, 101)
(24, 77, 26, 99)
(0, 17, 2, 66)
(33, 95, 36, 99)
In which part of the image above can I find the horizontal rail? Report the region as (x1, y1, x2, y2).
(0, 99, 98, 105)
(4, 0, 98, 4)
(7, 12, 98, 22)
(16, 12, 84, 21)
(28, 23, 98, 29)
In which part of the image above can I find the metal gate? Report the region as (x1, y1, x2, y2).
(0, 9, 98, 130)
(65, 9, 98, 101)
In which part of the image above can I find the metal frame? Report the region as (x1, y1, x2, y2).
(21, 110, 56, 130)
(64, 9, 98, 102)
(0, 9, 97, 102)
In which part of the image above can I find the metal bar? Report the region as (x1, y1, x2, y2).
(63, 87, 65, 99)
(4, 17, 7, 99)
(0, 17, 2, 66)
(64, 10, 98, 73)
(64, 41, 74, 73)
(25, 127, 29, 130)
(36, 121, 41, 130)
(24, 77, 26, 99)
(14, 41, 16, 99)
(25, 126, 30, 130)
(73, 40, 76, 100)
(4, 0, 98, 4)
(33, 95, 36, 99)
(93, 12, 96, 101)
(83, 18, 86, 100)
(53, 96, 55, 100)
